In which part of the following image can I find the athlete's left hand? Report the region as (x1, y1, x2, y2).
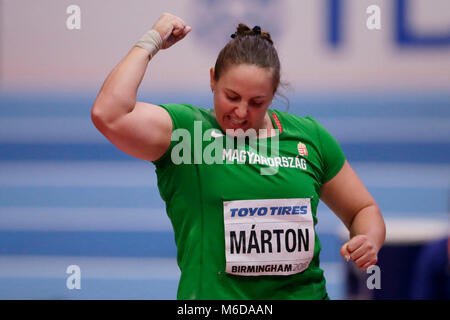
(340, 235, 379, 270)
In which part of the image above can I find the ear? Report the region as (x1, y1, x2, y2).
(209, 67, 215, 92)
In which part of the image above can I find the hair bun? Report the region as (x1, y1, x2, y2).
(252, 26, 261, 35)
(230, 23, 273, 45)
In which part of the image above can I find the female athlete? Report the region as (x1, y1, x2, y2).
(91, 13, 386, 300)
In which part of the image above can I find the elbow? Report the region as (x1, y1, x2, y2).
(90, 92, 116, 129)
(91, 101, 113, 133)
(91, 91, 134, 128)
(91, 103, 105, 129)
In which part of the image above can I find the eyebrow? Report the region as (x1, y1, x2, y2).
(225, 89, 267, 99)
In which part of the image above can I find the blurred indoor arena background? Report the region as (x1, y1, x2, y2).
(0, 0, 449, 299)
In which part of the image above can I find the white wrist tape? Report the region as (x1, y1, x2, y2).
(135, 29, 163, 58)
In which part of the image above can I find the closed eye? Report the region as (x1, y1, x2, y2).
(251, 101, 263, 106)
(227, 95, 240, 101)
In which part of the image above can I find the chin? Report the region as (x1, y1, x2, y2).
(224, 126, 260, 139)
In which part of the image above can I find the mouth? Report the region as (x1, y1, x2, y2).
(225, 115, 248, 128)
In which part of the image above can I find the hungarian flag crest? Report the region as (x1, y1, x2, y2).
(297, 142, 308, 156)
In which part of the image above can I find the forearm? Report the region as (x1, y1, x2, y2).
(349, 204, 386, 252)
(92, 46, 152, 124)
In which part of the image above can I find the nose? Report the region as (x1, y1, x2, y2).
(234, 102, 248, 119)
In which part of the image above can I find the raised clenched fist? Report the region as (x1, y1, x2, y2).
(152, 12, 191, 50)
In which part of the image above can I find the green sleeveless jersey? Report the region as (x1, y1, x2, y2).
(152, 103, 345, 300)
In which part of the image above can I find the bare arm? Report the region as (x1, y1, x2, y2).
(91, 13, 191, 161)
(320, 160, 386, 270)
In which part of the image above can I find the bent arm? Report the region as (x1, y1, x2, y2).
(320, 160, 386, 268)
(91, 13, 191, 162)
(91, 47, 172, 161)
(91, 46, 152, 126)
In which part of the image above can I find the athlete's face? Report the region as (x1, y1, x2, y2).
(210, 64, 275, 136)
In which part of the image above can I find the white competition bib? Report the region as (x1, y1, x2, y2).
(223, 198, 315, 276)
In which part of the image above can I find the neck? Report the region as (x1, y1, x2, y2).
(258, 113, 276, 138)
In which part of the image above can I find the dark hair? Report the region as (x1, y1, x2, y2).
(214, 23, 290, 109)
